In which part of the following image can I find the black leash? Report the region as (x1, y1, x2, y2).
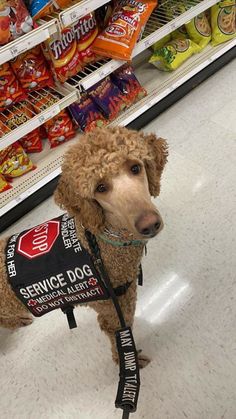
(85, 230, 141, 419)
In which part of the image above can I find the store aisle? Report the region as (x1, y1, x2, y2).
(0, 59, 235, 419)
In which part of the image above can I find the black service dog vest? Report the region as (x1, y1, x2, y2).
(5, 214, 109, 317)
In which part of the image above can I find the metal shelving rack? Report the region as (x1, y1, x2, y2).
(0, 0, 235, 232)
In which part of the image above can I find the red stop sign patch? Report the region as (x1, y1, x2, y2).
(17, 221, 60, 259)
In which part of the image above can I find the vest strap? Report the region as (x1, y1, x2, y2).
(61, 306, 77, 329)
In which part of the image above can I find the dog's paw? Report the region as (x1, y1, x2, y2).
(137, 349, 151, 368)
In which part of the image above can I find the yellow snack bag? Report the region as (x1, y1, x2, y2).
(171, 25, 188, 40)
(152, 34, 171, 51)
(185, 12, 212, 48)
(149, 38, 201, 71)
(211, 0, 236, 46)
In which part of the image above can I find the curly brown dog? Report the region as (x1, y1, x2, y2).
(0, 126, 168, 367)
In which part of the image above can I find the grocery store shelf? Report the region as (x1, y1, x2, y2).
(111, 38, 236, 127)
(59, 0, 110, 28)
(0, 40, 235, 230)
(0, 20, 58, 66)
(67, 0, 219, 91)
(0, 136, 79, 217)
(0, 85, 79, 151)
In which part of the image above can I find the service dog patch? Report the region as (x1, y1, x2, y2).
(6, 214, 109, 316)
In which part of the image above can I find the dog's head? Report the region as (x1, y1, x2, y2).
(55, 127, 168, 239)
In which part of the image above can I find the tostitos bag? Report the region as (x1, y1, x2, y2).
(185, 12, 212, 49)
(211, 0, 236, 45)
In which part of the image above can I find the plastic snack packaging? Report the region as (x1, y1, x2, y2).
(0, 0, 33, 45)
(185, 12, 211, 49)
(11, 46, 54, 92)
(171, 25, 188, 40)
(92, 0, 157, 61)
(149, 38, 201, 71)
(152, 34, 171, 50)
(19, 128, 43, 153)
(0, 62, 26, 111)
(43, 110, 76, 148)
(88, 76, 126, 120)
(0, 101, 34, 134)
(0, 173, 12, 193)
(43, 13, 99, 82)
(111, 64, 147, 105)
(0, 141, 35, 179)
(69, 95, 107, 132)
(27, 0, 55, 20)
(211, 0, 236, 46)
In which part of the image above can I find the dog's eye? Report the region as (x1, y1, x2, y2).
(96, 183, 107, 193)
(130, 164, 141, 175)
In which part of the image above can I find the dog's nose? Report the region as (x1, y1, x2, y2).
(135, 212, 162, 237)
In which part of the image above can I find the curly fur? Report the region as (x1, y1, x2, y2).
(0, 126, 168, 367)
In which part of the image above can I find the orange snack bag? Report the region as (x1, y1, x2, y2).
(92, 0, 157, 61)
(0, 62, 26, 111)
(11, 46, 54, 92)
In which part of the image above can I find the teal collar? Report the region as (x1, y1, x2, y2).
(98, 233, 145, 247)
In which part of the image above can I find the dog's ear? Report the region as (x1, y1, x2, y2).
(141, 132, 168, 197)
(54, 176, 105, 233)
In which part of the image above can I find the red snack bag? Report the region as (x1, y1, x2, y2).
(44, 109, 76, 148)
(0, 0, 33, 45)
(88, 76, 126, 120)
(69, 94, 107, 132)
(11, 46, 54, 92)
(111, 64, 147, 105)
(92, 0, 157, 61)
(75, 13, 100, 66)
(0, 62, 26, 111)
(43, 27, 82, 83)
(19, 128, 43, 153)
(0, 141, 35, 179)
(0, 173, 12, 193)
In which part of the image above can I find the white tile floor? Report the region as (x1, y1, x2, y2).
(0, 59, 236, 419)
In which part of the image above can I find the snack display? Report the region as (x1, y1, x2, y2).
(43, 13, 99, 83)
(69, 95, 107, 132)
(0, 101, 33, 132)
(152, 34, 171, 50)
(92, 0, 157, 61)
(185, 12, 212, 48)
(88, 76, 126, 120)
(211, 0, 236, 46)
(0, 62, 26, 112)
(11, 46, 54, 92)
(0, 141, 35, 179)
(111, 64, 147, 104)
(149, 38, 201, 71)
(0, 0, 33, 45)
(0, 173, 12, 193)
(171, 25, 188, 40)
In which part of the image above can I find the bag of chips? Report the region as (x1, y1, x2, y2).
(43, 13, 99, 82)
(88, 76, 126, 120)
(185, 12, 211, 49)
(0, 173, 12, 193)
(0, 63, 26, 112)
(149, 38, 200, 71)
(171, 25, 188, 40)
(152, 34, 171, 51)
(11, 46, 54, 92)
(0, 0, 33, 45)
(69, 95, 107, 132)
(111, 64, 147, 105)
(19, 128, 43, 153)
(0, 141, 35, 179)
(92, 0, 157, 61)
(211, 0, 236, 46)
(27, 0, 54, 20)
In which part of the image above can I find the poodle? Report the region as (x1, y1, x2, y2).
(0, 126, 168, 367)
